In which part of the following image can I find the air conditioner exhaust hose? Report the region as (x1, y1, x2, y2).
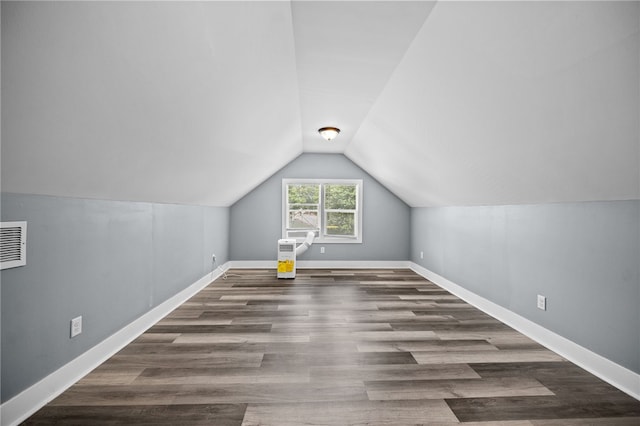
(295, 231, 315, 256)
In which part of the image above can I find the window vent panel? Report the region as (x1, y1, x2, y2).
(279, 244, 294, 253)
(1, 221, 27, 270)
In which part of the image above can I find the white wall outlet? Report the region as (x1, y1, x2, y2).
(537, 295, 547, 311)
(70, 316, 82, 338)
(320, 247, 325, 254)
(420, 251, 424, 259)
(212, 253, 216, 262)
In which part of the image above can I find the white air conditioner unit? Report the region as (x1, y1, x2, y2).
(277, 238, 297, 279)
(1, 221, 27, 270)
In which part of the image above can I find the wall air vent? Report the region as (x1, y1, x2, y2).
(1, 221, 27, 270)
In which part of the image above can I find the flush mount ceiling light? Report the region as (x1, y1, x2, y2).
(318, 126, 340, 141)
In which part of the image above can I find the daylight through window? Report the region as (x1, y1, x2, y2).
(283, 179, 363, 243)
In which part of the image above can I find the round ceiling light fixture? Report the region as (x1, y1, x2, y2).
(318, 126, 340, 141)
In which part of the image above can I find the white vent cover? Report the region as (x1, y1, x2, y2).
(279, 243, 295, 252)
(1, 221, 27, 270)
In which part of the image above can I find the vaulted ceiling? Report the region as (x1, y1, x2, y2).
(2, 1, 638, 207)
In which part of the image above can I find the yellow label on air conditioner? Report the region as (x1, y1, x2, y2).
(277, 260, 287, 273)
(286, 260, 294, 272)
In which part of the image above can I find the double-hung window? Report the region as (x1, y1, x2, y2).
(283, 179, 363, 244)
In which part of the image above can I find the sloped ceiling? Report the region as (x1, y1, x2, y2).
(2, 1, 638, 207)
(347, 1, 640, 206)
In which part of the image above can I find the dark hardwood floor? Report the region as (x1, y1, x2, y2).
(25, 269, 640, 425)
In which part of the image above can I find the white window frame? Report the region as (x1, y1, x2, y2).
(282, 178, 363, 244)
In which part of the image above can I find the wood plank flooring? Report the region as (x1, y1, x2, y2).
(24, 269, 640, 425)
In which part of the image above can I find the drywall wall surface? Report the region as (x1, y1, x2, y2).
(348, 1, 639, 207)
(230, 153, 410, 261)
(1, 1, 303, 207)
(151, 203, 206, 304)
(411, 200, 640, 373)
(0, 193, 229, 402)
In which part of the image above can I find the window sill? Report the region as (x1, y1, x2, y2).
(290, 237, 362, 244)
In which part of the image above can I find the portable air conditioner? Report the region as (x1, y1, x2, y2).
(277, 238, 297, 278)
(277, 231, 315, 279)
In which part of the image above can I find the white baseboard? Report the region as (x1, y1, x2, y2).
(0, 262, 231, 426)
(229, 260, 411, 269)
(410, 262, 640, 401)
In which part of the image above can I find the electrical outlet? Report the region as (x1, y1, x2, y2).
(320, 247, 325, 254)
(420, 251, 424, 259)
(70, 316, 82, 338)
(212, 253, 216, 262)
(537, 295, 546, 311)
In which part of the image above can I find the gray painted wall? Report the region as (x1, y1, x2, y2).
(0, 193, 229, 402)
(230, 153, 411, 261)
(411, 200, 640, 374)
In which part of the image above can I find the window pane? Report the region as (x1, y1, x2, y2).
(288, 208, 318, 229)
(325, 212, 355, 236)
(288, 184, 319, 204)
(324, 184, 356, 210)
(283, 179, 362, 243)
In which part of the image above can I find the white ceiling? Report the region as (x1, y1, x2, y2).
(2, 1, 638, 207)
(293, 1, 435, 153)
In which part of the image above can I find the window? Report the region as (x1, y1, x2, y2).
(283, 179, 362, 243)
